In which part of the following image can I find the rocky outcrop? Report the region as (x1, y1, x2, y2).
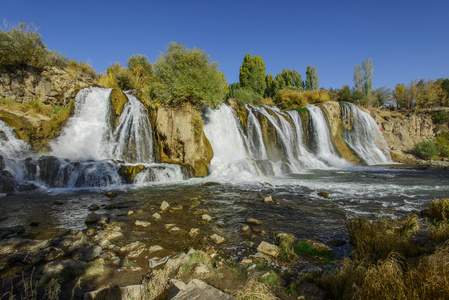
(367, 108, 435, 163)
(109, 88, 129, 128)
(0, 66, 95, 106)
(319, 102, 362, 164)
(154, 103, 213, 177)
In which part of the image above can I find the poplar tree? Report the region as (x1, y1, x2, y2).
(362, 57, 373, 96)
(239, 54, 267, 95)
(312, 66, 319, 90)
(264, 74, 274, 98)
(353, 64, 363, 93)
(305, 66, 313, 91)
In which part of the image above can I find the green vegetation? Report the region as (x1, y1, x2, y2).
(305, 65, 319, 91)
(294, 241, 336, 262)
(273, 89, 330, 110)
(412, 141, 439, 160)
(239, 54, 267, 96)
(154, 42, 228, 109)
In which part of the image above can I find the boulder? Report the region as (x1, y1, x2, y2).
(246, 218, 263, 225)
(43, 259, 86, 277)
(170, 279, 234, 300)
(160, 201, 170, 211)
(152, 213, 161, 220)
(84, 285, 143, 300)
(105, 191, 118, 198)
(210, 234, 225, 245)
(72, 245, 102, 262)
(85, 213, 110, 225)
(134, 220, 151, 227)
(257, 241, 279, 258)
(201, 214, 212, 222)
(0, 237, 50, 254)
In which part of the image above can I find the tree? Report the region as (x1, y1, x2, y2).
(154, 42, 228, 109)
(312, 66, 319, 90)
(394, 83, 408, 109)
(362, 57, 373, 96)
(273, 73, 286, 95)
(372, 87, 392, 107)
(353, 64, 363, 93)
(127, 54, 153, 77)
(0, 22, 47, 70)
(228, 82, 240, 99)
(264, 74, 274, 98)
(239, 54, 266, 96)
(338, 85, 352, 102)
(305, 66, 313, 91)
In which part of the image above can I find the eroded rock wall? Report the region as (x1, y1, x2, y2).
(367, 109, 435, 163)
(154, 103, 213, 177)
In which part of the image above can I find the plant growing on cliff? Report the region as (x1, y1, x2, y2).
(412, 141, 438, 160)
(153, 42, 228, 109)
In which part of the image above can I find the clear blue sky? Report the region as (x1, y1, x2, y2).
(2, 0, 448, 90)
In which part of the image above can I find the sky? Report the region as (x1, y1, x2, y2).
(2, 0, 449, 90)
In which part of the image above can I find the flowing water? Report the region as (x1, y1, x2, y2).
(1, 89, 449, 257)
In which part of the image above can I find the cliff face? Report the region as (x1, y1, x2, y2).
(0, 67, 96, 106)
(367, 108, 435, 163)
(153, 103, 213, 177)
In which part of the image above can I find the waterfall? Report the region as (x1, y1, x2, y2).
(50, 88, 114, 160)
(307, 105, 349, 168)
(203, 104, 260, 181)
(341, 102, 392, 165)
(286, 110, 327, 169)
(111, 92, 154, 163)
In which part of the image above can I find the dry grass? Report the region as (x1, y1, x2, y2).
(428, 198, 449, 221)
(236, 278, 279, 300)
(141, 266, 171, 300)
(346, 216, 423, 263)
(277, 233, 298, 262)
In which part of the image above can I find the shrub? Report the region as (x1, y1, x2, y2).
(431, 110, 449, 124)
(436, 133, 449, 158)
(233, 88, 263, 106)
(412, 141, 438, 160)
(0, 22, 47, 70)
(153, 42, 228, 109)
(273, 89, 330, 110)
(98, 62, 134, 90)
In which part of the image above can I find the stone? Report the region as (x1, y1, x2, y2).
(317, 191, 330, 199)
(88, 204, 100, 211)
(202, 214, 212, 222)
(84, 284, 143, 300)
(302, 239, 333, 252)
(164, 224, 176, 230)
(192, 263, 211, 276)
(43, 259, 86, 277)
(127, 248, 145, 259)
(0, 237, 50, 254)
(149, 245, 163, 253)
(169, 227, 181, 234)
(241, 258, 252, 265)
(103, 231, 123, 240)
(120, 241, 145, 253)
(241, 225, 250, 232)
(134, 220, 151, 227)
(166, 253, 190, 270)
(105, 191, 118, 198)
(135, 210, 143, 214)
(152, 213, 161, 220)
(246, 217, 263, 225)
(297, 282, 327, 300)
(210, 234, 225, 245)
(127, 210, 134, 216)
(189, 228, 200, 237)
(149, 256, 169, 268)
(170, 279, 234, 300)
(72, 245, 102, 262)
(85, 213, 110, 225)
(160, 201, 170, 211)
(263, 195, 274, 203)
(172, 205, 183, 211)
(257, 241, 279, 258)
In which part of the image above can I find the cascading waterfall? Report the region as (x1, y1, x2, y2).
(341, 102, 392, 165)
(307, 104, 350, 168)
(203, 104, 260, 181)
(286, 110, 327, 169)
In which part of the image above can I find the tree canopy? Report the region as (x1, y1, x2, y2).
(154, 42, 228, 109)
(239, 54, 266, 96)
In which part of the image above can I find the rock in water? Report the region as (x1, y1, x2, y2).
(210, 234, 225, 245)
(105, 191, 118, 198)
(257, 241, 279, 257)
(246, 217, 263, 225)
(160, 201, 170, 211)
